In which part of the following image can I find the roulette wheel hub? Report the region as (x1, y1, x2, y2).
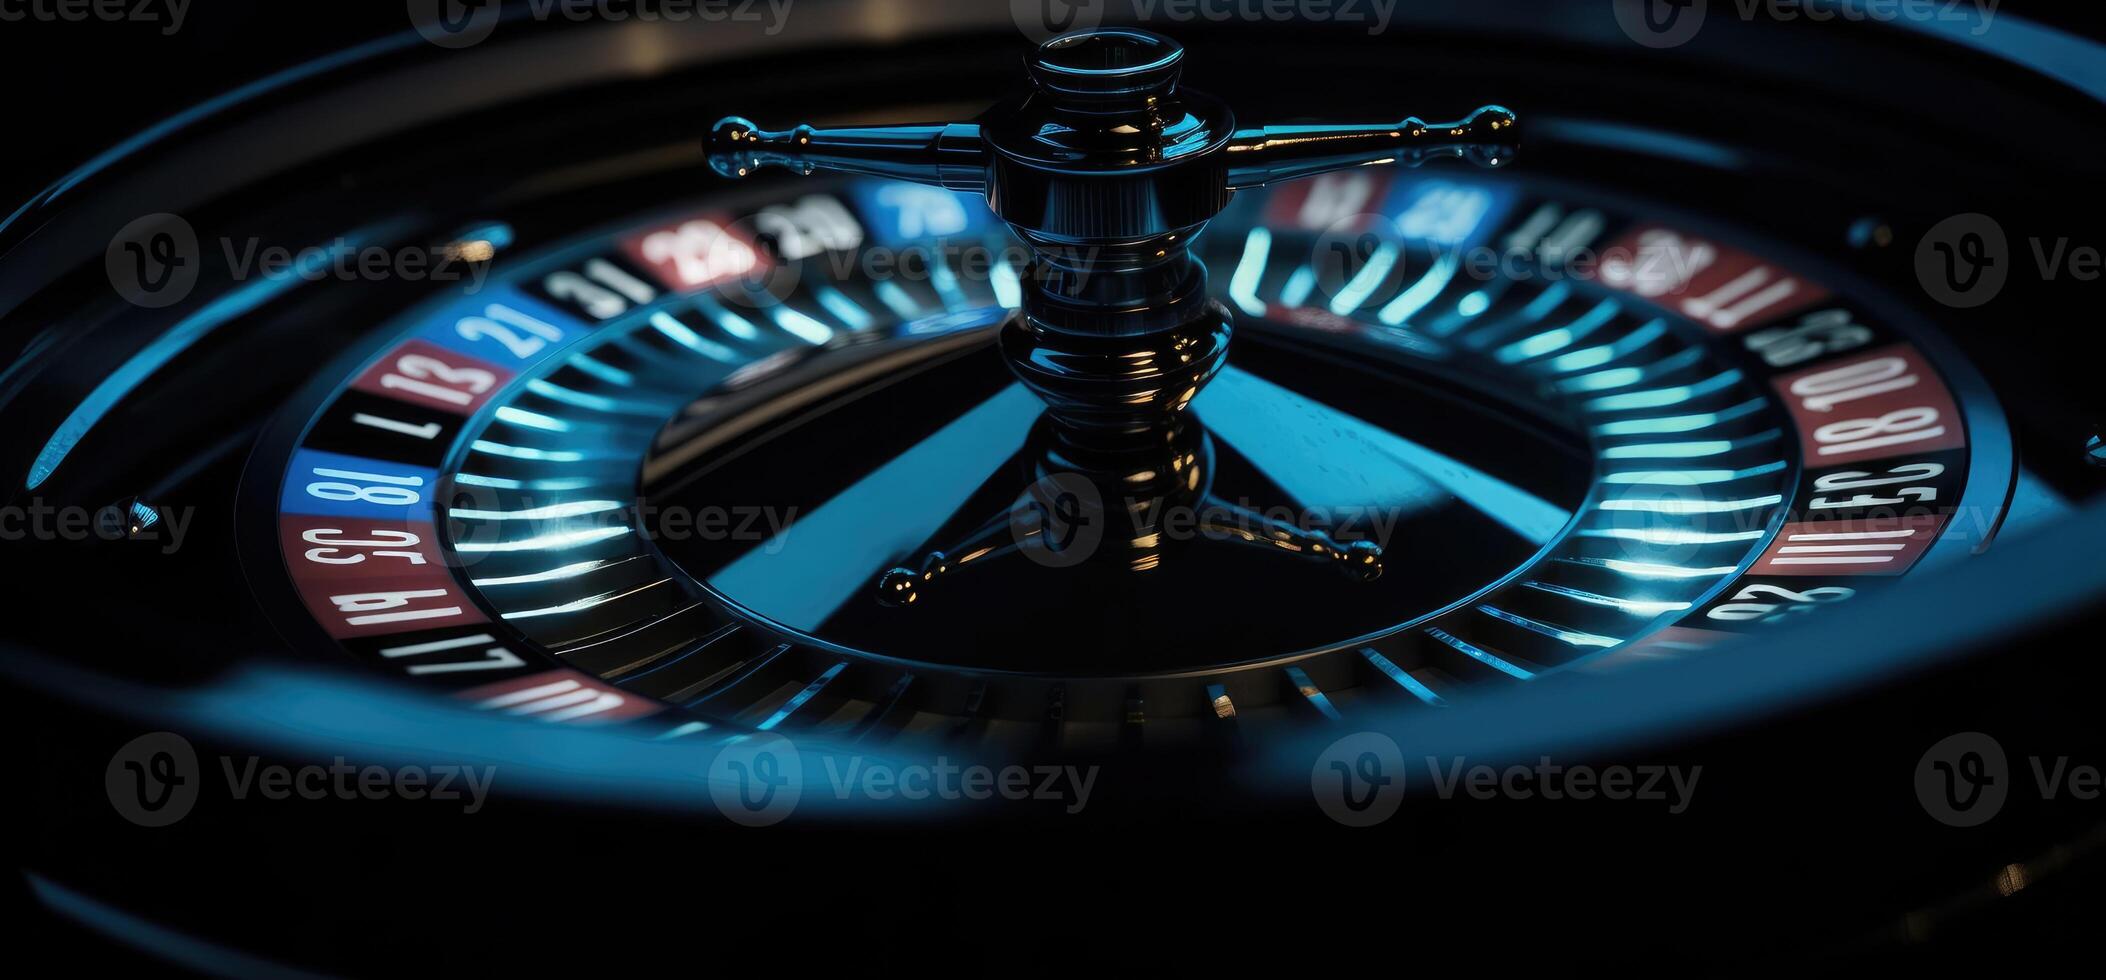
(676, 28, 1534, 676)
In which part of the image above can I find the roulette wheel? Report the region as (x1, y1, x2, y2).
(5, 0, 2106, 970)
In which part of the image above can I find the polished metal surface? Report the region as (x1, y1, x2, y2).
(707, 27, 1516, 435)
(678, 29, 1533, 672)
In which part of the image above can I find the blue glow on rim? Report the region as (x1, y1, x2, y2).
(26, 225, 390, 489)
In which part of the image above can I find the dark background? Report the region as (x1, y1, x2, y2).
(4, 1, 2105, 972)
(0, 1, 416, 209)
(0, 1, 2100, 215)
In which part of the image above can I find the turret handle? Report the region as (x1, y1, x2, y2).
(1224, 106, 1518, 189)
(706, 116, 987, 191)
